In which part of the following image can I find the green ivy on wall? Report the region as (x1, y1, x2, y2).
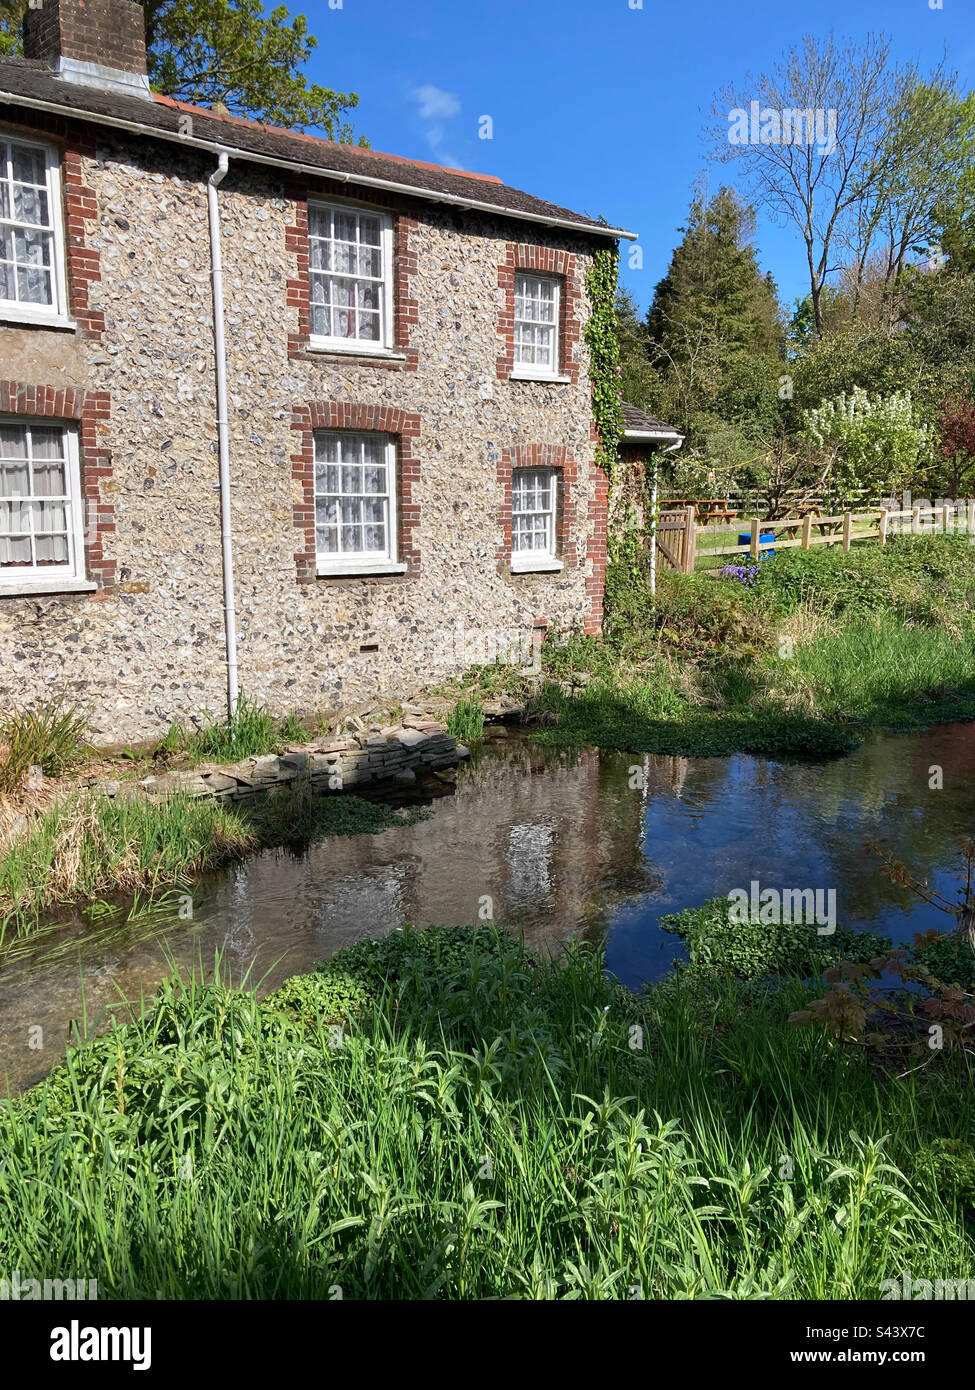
(585, 244, 624, 484)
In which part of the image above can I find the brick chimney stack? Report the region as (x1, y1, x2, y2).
(23, 0, 151, 99)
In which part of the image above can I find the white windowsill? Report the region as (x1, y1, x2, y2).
(317, 561, 408, 578)
(510, 369, 571, 384)
(307, 339, 406, 362)
(0, 307, 77, 332)
(511, 557, 564, 574)
(0, 576, 96, 596)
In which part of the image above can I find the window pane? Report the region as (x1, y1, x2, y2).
(31, 427, 64, 460)
(32, 462, 66, 497)
(17, 264, 51, 305)
(35, 531, 68, 565)
(332, 240, 356, 275)
(11, 144, 45, 186)
(334, 211, 357, 243)
(13, 184, 49, 227)
(359, 216, 381, 246)
(0, 462, 28, 495)
(0, 424, 27, 459)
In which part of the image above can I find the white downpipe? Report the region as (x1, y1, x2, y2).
(649, 457, 658, 599)
(207, 151, 239, 717)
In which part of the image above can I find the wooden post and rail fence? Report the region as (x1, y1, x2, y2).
(651, 501, 975, 575)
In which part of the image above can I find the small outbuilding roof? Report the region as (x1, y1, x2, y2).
(621, 402, 683, 443)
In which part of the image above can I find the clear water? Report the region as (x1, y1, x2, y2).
(2, 723, 973, 1094)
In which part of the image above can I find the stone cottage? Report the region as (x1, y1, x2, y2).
(0, 0, 635, 742)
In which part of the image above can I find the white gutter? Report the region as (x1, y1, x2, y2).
(0, 89, 637, 241)
(207, 149, 239, 717)
(625, 429, 685, 443)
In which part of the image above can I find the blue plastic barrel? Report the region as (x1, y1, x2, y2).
(738, 531, 775, 559)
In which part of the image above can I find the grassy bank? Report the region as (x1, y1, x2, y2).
(446, 534, 975, 759)
(2, 925, 973, 1299)
(0, 787, 426, 946)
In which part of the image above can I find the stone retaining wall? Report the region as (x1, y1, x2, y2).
(89, 721, 470, 804)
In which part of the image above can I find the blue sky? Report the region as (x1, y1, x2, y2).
(306, 0, 973, 317)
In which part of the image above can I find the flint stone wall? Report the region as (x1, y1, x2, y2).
(0, 126, 605, 743)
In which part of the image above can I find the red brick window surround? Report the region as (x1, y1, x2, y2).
(286, 187, 419, 370)
(497, 443, 577, 573)
(497, 244, 581, 384)
(0, 380, 114, 595)
(291, 401, 421, 583)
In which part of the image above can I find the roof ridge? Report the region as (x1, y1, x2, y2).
(151, 93, 504, 184)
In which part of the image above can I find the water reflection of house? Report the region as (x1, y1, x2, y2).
(273, 743, 658, 958)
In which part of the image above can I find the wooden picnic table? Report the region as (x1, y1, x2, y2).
(661, 498, 738, 525)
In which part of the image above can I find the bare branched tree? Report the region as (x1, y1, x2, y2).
(711, 33, 951, 335)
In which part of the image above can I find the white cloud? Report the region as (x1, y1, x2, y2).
(411, 84, 461, 122)
(410, 83, 463, 166)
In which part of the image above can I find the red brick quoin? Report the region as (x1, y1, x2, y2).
(63, 128, 105, 340)
(0, 381, 115, 594)
(496, 443, 578, 574)
(285, 184, 419, 370)
(291, 401, 421, 583)
(496, 243, 582, 383)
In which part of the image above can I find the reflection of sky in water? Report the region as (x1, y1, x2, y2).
(1, 722, 973, 1091)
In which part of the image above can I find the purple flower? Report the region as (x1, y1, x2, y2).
(719, 563, 761, 587)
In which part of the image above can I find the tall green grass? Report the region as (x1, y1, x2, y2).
(1, 929, 971, 1299)
(0, 787, 428, 944)
(784, 617, 975, 726)
(0, 697, 89, 794)
(446, 696, 486, 744)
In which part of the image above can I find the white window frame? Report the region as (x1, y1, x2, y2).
(313, 430, 406, 577)
(510, 466, 563, 573)
(307, 200, 396, 357)
(511, 272, 562, 380)
(0, 420, 90, 592)
(0, 133, 71, 328)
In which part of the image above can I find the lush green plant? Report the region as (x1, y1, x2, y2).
(2, 932, 973, 1299)
(585, 244, 625, 482)
(187, 694, 278, 762)
(661, 896, 891, 981)
(277, 710, 308, 744)
(446, 696, 485, 745)
(0, 698, 90, 794)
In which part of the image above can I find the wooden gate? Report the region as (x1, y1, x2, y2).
(654, 505, 696, 573)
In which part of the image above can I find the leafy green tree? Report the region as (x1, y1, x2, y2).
(0, 0, 362, 138)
